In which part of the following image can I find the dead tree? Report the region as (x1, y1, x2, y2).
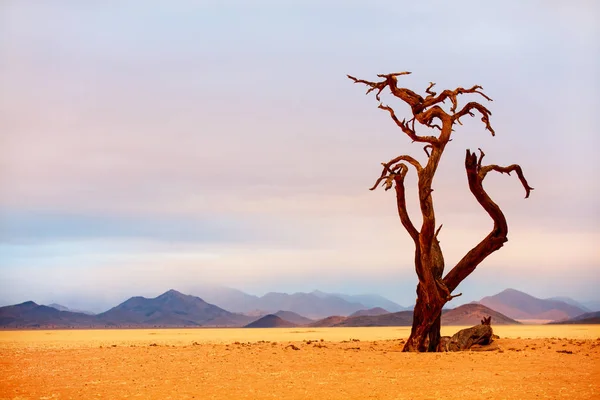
(348, 72, 533, 352)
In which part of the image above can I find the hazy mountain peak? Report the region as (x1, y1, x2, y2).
(544, 296, 591, 312)
(479, 288, 588, 321)
(160, 289, 185, 297)
(273, 310, 314, 325)
(245, 314, 297, 328)
(155, 289, 209, 304)
(47, 303, 96, 315)
(498, 288, 531, 296)
(48, 303, 70, 311)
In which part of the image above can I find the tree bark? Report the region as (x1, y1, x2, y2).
(404, 284, 445, 352)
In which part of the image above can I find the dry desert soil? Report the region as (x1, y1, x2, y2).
(1, 325, 599, 399)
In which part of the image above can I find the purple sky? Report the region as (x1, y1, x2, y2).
(1, 1, 598, 312)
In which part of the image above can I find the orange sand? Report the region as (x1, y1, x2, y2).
(1, 326, 599, 399)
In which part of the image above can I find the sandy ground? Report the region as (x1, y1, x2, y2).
(1, 326, 599, 399)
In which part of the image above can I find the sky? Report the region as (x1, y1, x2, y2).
(1, 1, 598, 312)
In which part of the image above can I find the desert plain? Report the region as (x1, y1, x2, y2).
(1, 325, 599, 400)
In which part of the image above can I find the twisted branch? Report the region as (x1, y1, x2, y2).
(378, 104, 440, 144)
(369, 155, 423, 191)
(347, 72, 412, 101)
(443, 149, 533, 293)
(476, 148, 533, 198)
(480, 165, 534, 198)
(424, 85, 492, 112)
(393, 165, 420, 243)
(369, 154, 423, 243)
(423, 145, 433, 157)
(425, 82, 437, 98)
(348, 73, 494, 140)
(454, 102, 495, 136)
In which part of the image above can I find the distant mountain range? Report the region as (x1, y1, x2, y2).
(245, 314, 298, 328)
(543, 297, 600, 314)
(0, 290, 252, 328)
(0, 302, 96, 328)
(441, 304, 520, 325)
(189, 286, 410, 319)
(191, 286, 595, 321)
(311, 291, 408, 312)
(349, 307, 390, 318)
(326, 311, 414, 327)
(47, 304, 96, 315)
(0, 288, 597, 329)
(95, 289, 253, 327)
(548, 311, 600, 325)
(300, 304, 519, 328)
(477, 289, 588, 321)
(272, 310, 314, 325)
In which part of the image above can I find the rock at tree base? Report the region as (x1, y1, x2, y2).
(438, 316, 495, 352)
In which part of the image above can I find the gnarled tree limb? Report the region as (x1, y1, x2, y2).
(378, 104, 440, 143)
(479, 164, 534, 198)
(425, 82, 437, 98)
(393, 165, 420, 244)
(443, 149, 534, 293)
(423, 85, 492, 112)
(453, 102, 495, 136)
(369, 155, 423, 191)
(347, 72, 412, 101)
(348, 73, 494, 141)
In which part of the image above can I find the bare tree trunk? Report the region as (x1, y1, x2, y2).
(404, 284, 445, 352)
(348, 71, 533, 352)
(404, 234, 446, 351)
(428, 315, 442, 352)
